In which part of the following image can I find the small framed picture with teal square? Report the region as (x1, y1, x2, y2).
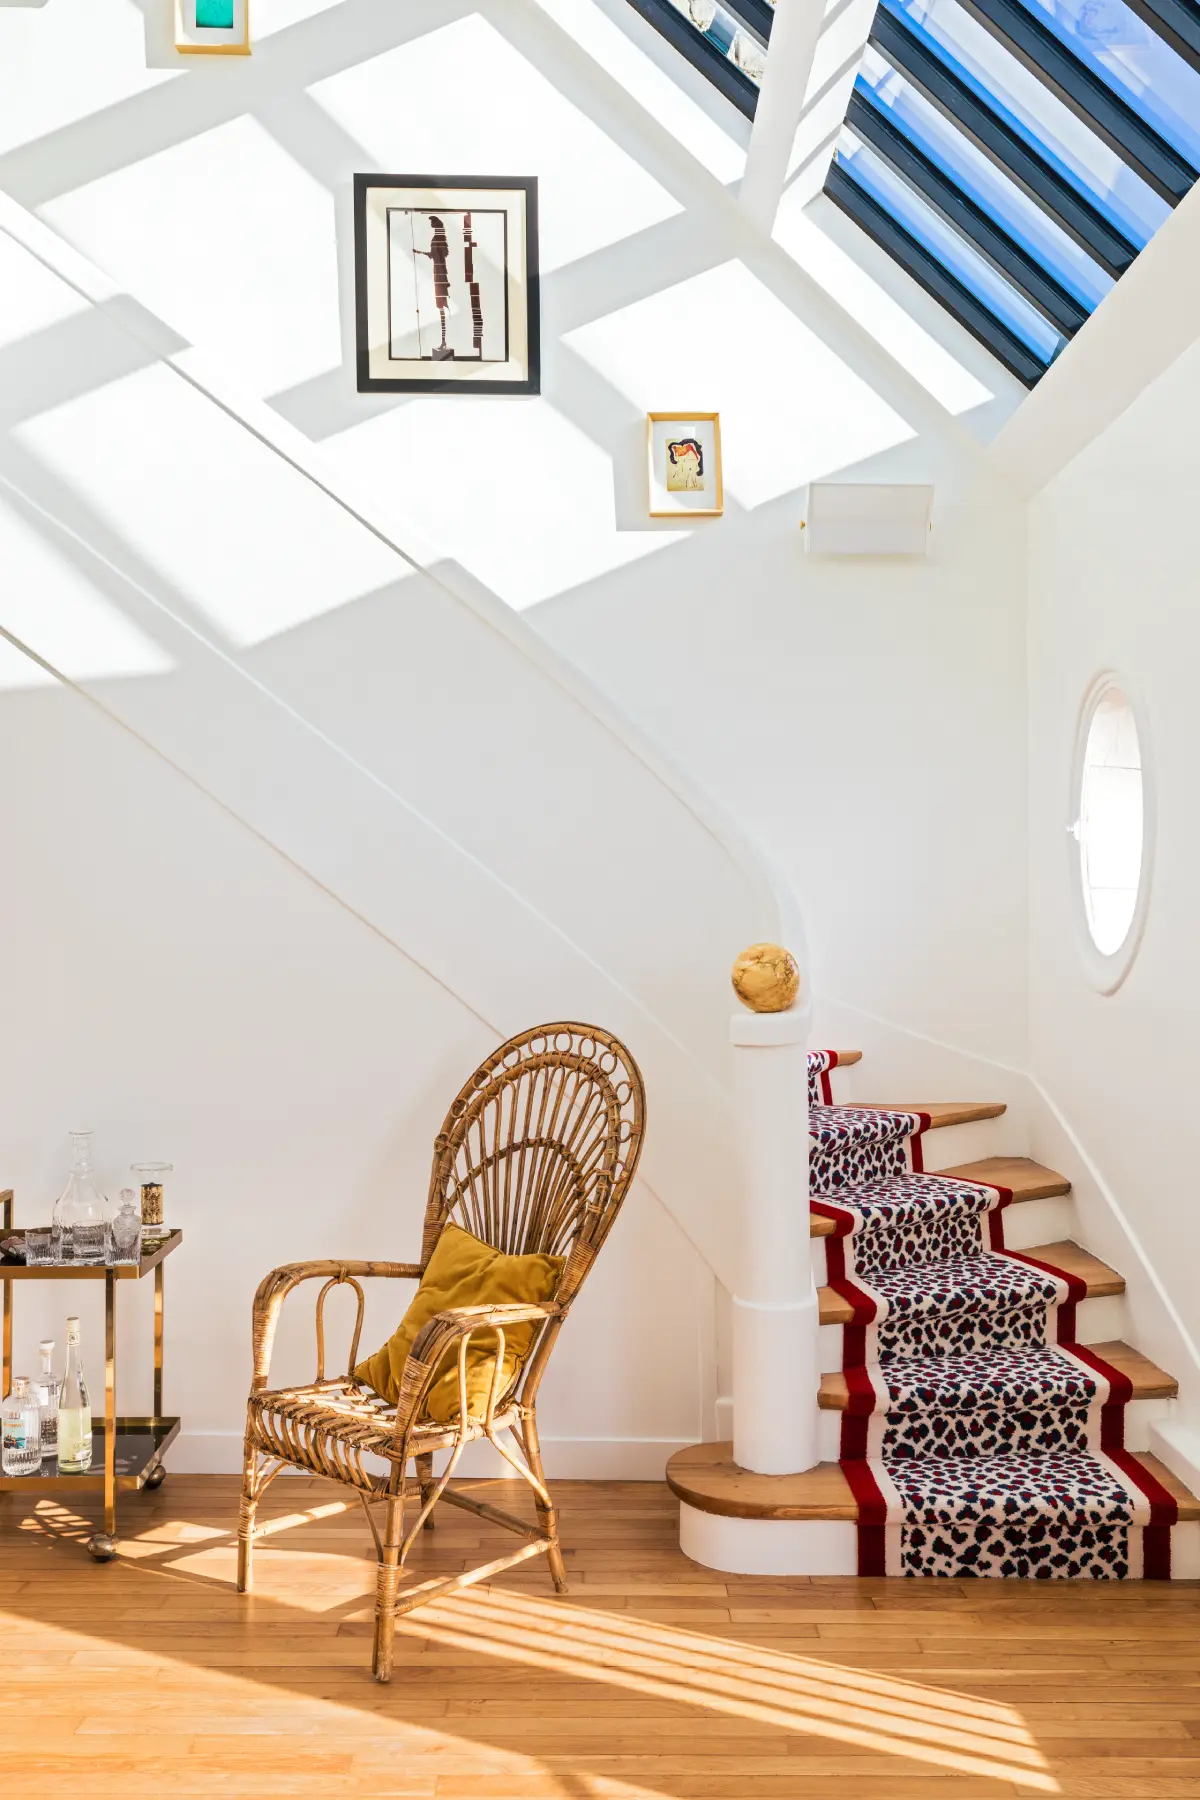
(175, 0, 250, 54)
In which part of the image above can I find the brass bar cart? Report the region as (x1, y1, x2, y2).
(1, 1190, 181, 1560)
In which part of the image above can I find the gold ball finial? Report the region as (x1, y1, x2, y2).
(731, 943, 800, 1013)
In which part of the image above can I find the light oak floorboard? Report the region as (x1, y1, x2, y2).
(1, 1476, 1198, 1798)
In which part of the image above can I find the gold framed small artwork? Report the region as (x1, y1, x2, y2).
(647, 412, 723, 518)
(175, 0, 250, 55)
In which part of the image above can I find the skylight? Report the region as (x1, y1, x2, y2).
(626, 0, 1199, 384)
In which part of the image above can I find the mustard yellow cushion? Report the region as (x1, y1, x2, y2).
(353, 1223, 563, 1425)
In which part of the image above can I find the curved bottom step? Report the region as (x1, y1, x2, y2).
(668, 1442, 1200, 1578)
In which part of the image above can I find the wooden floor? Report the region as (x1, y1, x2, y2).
(2, 1476, 1199, 1798)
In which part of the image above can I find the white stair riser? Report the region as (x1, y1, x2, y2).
(1002, 1196, 1075, 1248)
(680, 1503, 1200, 1578)
(816, 1394, 1176, 1460)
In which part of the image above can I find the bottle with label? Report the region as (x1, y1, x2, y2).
(57, 1316, 92, 1473)
(35, 1340, 60, 1460)
(2, 1377, 42, 1477)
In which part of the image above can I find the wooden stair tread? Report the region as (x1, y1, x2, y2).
(1087, 1339, 1179, 1399)
(1019, 1239, 1125, 1295)
(819, 1340, 1177, 1409)
(827, 1050, 862, 1066)
(817, 1238, 1123, 1325)
(667, 1443, 860, 1520)
(854, 1100, 1007, 1127)
(810, 1156, 1070, 1237)
(667, 1442, 1200, 1522)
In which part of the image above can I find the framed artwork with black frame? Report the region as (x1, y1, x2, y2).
(354, 174, 540, 395)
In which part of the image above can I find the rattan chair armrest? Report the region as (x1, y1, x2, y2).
(391, 1302, 562, 1433)
(249, 1258, 423, 1392)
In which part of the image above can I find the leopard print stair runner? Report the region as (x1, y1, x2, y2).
(806, 1078, 1178, 1579)
(807, 1049, 841, 1109)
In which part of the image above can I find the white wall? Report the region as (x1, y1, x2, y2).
(0, 652, 714, 1473)
(1026, 332, 1200, 1386)
(0, 0, 1032, 1072)
(0, 0, 1041, 1480)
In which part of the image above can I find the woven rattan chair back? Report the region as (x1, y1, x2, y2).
(420, 1023, 645, 1308)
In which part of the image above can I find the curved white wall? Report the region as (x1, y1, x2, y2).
(0, 214, 785, 1473)
(1027, 332, 1200, 1388)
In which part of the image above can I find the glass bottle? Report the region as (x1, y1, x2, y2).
(52, 1130, 112, 1265)
(2, 1377, 42, 1477)
(57, 1317, 92, 1473)
(35, 1340, 60, 1461)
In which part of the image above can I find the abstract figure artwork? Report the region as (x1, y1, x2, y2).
(647, 413, 723, 517)
(355, 176, 539, 394)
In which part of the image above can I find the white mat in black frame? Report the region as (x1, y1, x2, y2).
(354, 175, 539, 395)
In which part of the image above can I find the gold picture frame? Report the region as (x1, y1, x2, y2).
(646, 412, 723, 518)
(175, 0, 251, 55)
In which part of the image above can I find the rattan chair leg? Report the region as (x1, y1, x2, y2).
(236, 1435, 259, 1594)
(372, 1489, 405, 1684)
(415, 1451, 436, 1530)
(522, 1409, 567, 1594)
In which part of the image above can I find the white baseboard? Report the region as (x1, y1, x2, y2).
(167, 1430, 690, 1480)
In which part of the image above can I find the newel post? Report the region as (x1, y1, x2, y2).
(729, 944, 819, 1475)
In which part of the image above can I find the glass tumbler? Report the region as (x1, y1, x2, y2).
(23, 1228, 58, 1266)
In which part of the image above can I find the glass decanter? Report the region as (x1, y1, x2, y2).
(111, 1189, 142, 1264)
(52, 1130, 112, 1264)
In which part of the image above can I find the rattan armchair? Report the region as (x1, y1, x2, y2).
(236, 1023, 645, 1681)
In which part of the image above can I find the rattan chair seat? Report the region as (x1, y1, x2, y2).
(248, 1379, 521, 1487)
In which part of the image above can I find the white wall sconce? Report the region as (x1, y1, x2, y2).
(801, 483, 934, 555)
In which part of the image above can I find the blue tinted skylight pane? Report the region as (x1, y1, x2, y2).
(859, 49, 1114, 308)
(883, 0, 1170, 246)
(836, 130, 1065, 358)
(1016, 0, 1200, 168)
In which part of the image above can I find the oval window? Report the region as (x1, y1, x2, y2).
(1075, 684, 1144, 959)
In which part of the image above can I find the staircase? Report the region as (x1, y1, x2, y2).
(669, 1045, 1200, 1578)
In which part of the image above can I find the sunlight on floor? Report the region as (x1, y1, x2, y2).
(408, 1587, 1061, 1791)
(9, 1494, 1060, 1794)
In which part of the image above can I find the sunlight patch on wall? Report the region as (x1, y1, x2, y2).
(0, 231, 91, 351)
(773, 198, 995, 416)
(309, 14, 684, 275)
(326, 398, 680, 612)
(565, 259, 916, 507)
(0, 488, 174, 682)
(248, 0, 345, 31)
(13, 366, 408, 647)
(0, 0, 176, 164)
(41, 117, 342, 402)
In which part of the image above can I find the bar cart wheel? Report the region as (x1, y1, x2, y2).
(143, 1465, 166, 1490)
(86, 1532, 117, 1562)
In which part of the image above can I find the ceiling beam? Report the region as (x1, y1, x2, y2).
(738, 0, 827, 229)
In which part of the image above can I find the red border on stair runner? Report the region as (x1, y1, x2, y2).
(1005, 1246, 1087, 1342)
(1104, 1448, 1178, 1578)
(824, 1177, 1180, 1579)
(820, 1050, 839, 1107)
